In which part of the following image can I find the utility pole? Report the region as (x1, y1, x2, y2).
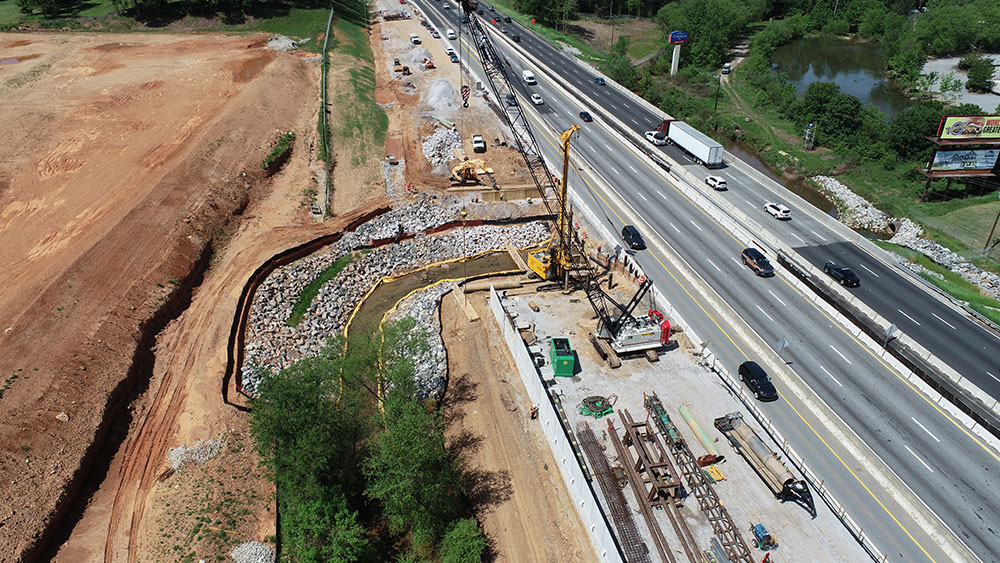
(609, 0, 616, 47)
(714, 72, 721, 111)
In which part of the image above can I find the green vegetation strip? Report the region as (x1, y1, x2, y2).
(486, 0, 607, 63)
(261, 132, 295, 172)
(287, 253, 355, 327)
(875, 241, 1000, 325)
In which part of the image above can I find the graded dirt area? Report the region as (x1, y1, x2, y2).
(440, 290, 597, 562)
(0, 32, 320, 560)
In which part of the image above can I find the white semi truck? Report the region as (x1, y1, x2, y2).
(657, 120, 723, 168)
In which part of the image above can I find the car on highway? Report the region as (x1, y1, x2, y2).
(505, 93, 518, 106)
(512, 34, 522, 42)
(449, 53, 459, 63)
(431, 29, 440, 38)
(594, 77, 606, 85)
(739, 361, 779, 401)
(410, 34, 421, 44)
(824, 262, 860, 287)
(741, 247, 774, 277)
(442, 1, 450, 8)
(500, 26, 509, 34)
(530, 93, 544, 105)
(472, 135, 486, 153)
(504, 16, 512, 22)
(705, 175, 727, 190)
(446, 28, 457, 39)
(621, 225, 646, 250)
(764, 202, 791, 220)
(644, 131, 667, 145)
(579, 111, 593, 122)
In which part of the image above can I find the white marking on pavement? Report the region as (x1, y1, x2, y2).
(732, 256, 742, 266)
(744, 199, 754, 207)
(588, 145, 596, 152)
(756, 305, 776, 323)
(904, 445, 934, 473)
(897, 308, 922, 326)
(637, 191, 647, 201)
(791, 232, 806, 244)
(987, 371, 999, 383)
(630, 118, 639, 126)
(670, 223, 681, 234)
(611, 167, 621, 176)
(911, 417, 941, 443)
(859, 263, 879, 277)
(657, 190, 666, 199)
(629, 165, 638, 174)
(768, 290, 786, 306)
(810, 230, 827, 241)
(689, 220, 702, 232)
(829, 345, 852, 365)
(932, 313, 957, 330)
(604, 143, 612, 151)
(707, 259, 721, 272)
(820, 365, 843, 387)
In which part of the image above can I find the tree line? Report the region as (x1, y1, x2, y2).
(14, 0, 331, 22)
(250, 319, 486, 562)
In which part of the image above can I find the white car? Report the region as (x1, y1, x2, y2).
(409, 34, 421, 44)
(445, 46, 455, 56)
(705, 175, 727, 190)
(472, 135, 487, 153)
(764, 202, 791, 220)
(530, 94, 544, 105)
(644, 131, 667, 145)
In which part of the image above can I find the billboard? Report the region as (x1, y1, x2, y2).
(929, 149, 1000, 171)
(669, 30, 688, 44)
(937, 115, 1000, 140)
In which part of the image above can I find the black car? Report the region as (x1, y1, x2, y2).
(579, 111, 593, 122)
(504, 16, 511, 22)
(505, 93, 517, 106)
(824, 262, 860, 287)
(741, 248, 774, 277)
(512, 34, 521, 42)
(621, 225, 646, 250)
(739, 361, 779, 402)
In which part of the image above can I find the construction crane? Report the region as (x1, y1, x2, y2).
(458, 0, 666, 365)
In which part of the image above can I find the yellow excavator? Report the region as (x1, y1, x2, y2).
(527, 125, 580, 282)
(450, 159, 494, 185)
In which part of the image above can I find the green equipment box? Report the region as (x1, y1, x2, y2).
(550, 338, 575, 377)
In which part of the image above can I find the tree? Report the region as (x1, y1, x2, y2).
(914, 71, 939, 98)
(886, 100, 945, 160)
(939, 71, 963, 102)
(600, 37, 638, 87)
(440, 519, 487, 563)
(797, 81, 841, 125)
(282, 497, 370, 563)
(965, 53, 996, 93)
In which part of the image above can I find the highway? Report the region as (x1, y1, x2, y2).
(413, 1, 1000, 561)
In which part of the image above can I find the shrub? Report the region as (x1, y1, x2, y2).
(261, 131, 295, 174)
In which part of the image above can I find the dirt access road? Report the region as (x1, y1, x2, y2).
(0, 32, 318, 560)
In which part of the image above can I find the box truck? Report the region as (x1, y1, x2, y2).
(657, 120, 723, 168)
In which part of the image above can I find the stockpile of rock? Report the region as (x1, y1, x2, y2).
(230, 541, 275, 563)
(243, 207, 549, 395)
(421, 126, 461, 170)
(423, 79, 461, 120)
(813, 175, 1000, 302)
(812, 175, 893, 232)
(386, 282, 457, 399)
(167, 438, 224, 472)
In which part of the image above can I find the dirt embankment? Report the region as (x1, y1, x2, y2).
(0, 33, 319, 561)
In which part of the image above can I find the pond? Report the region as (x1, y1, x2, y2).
(771, 36, 913, 117)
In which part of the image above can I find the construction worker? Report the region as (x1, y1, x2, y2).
(529, 405, 538, 419)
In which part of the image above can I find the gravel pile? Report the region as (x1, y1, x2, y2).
(812, 175, 893, 232)
(421, 126, 461, 168)
(167, 438, 224, 472)
(423, 78, 461, 119)
(813, 175, 1000, 302)
(386, 282, 457, 399)
(381, 158, 408, 200)
(230, 541, 275, 563)
(267, 35, 296, 52)
(243, 203, 550, 395)
(889, 218, 1000, 300)
(404, 46, 432, 64)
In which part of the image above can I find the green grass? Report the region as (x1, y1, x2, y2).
(0, 0, 23, 24)
(287, 253, 355, 327)
(875, 241, 1000, 324)
(486, 0, 607, 63)
(262, 131, 295, 172)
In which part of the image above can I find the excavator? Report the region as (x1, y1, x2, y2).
(450, 159, 493, 185)
(458, 0, 668, 367)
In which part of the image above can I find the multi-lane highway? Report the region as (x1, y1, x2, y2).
(412, 2, 1000, 561)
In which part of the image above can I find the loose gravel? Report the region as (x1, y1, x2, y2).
(167, 438, 224, 472)
(230, 541, 275, 563)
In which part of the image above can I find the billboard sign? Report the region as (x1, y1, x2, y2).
(929, 149, 1000, 171)
(937, 115, 1000, 140)
(669, 30, 688, 44)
